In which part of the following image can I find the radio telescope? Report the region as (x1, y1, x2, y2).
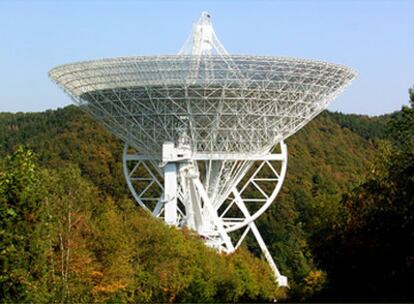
(49, 12, 356, 287)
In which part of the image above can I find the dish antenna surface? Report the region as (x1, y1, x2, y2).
(49, 12, 356, 287)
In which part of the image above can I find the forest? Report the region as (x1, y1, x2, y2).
(0, 87, 413, 302)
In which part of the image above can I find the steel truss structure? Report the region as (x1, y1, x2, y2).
(123, 139, 289, 285)
(49, 12, 356, 287)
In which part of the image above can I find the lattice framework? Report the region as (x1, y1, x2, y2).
(49, 12, 356, 288)
(50, 56, 355, 155)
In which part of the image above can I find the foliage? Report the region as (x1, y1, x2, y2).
(1, 91, 410, 301)
(251, 110, 380, 298)
(0, 106, 125, 199)
(0, 147, 49, 302)
(0, 147, 282, 302)
(328, 111, 391, 140)
(314, 87, 414, 301)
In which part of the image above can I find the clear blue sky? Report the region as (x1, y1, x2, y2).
(0, 0, 413, 115)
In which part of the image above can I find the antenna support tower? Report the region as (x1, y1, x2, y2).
(49, 12, 356, 288)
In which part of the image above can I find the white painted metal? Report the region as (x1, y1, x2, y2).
(50, 11, 357, 288)
(233, 187, 287, 287)
(162, 142, 178, 225)
(123, 140, 289, 285)
(179, 12, 229, 56)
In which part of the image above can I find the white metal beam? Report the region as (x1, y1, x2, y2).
(233, 187, 288, 287)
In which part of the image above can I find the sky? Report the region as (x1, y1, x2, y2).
(0, 0, 413, 115)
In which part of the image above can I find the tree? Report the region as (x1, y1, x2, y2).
(39, 165, 101, 302)
(0, 146, 284, 302)
(316, 87, 414, 301)
(0, 147, 50, 302)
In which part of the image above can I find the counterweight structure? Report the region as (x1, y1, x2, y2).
(49, 12, 356, 287)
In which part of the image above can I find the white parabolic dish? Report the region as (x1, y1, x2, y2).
(50, 55, 356, 155)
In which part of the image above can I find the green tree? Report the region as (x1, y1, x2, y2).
(39, 165, 102, 302)
(0, 147, 50, 302)
(316, 87, 414, 301)
(0, 101, 388, 301)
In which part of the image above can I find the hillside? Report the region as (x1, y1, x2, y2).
(0, 107, 382, 199)
(0, 149, 282, 302)
(0, 106, 387, 301)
